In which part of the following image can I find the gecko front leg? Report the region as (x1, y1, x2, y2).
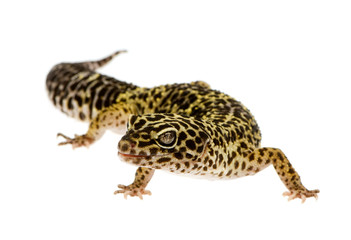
(114, 167, 155, 200)
(57, 103, 131, 148)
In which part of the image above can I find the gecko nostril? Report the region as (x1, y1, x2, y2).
(131, 143, 135, 148)
(120, 143, 129, 152)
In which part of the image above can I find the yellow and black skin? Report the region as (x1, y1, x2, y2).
(46, 50, 319, 202)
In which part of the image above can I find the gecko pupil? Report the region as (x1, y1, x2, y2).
(158, 131, 176, 146)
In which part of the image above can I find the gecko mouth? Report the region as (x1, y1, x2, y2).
(118, 151, 170, 164)
(118, 152, 149, 158)
(118, 152, 148, 165)
(118, 151, 169, 166)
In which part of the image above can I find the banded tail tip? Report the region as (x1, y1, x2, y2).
(112, 50, 128, 56)
(83, 49, 128, 70)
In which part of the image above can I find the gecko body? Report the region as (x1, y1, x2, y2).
(46, 51, 319, 202)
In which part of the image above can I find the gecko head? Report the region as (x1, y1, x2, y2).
(117, 114, 210, 170)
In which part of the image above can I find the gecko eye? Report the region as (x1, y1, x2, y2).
(156, 130, 177, 149)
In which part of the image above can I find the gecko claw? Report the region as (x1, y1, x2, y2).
(283, 189, 319, 203)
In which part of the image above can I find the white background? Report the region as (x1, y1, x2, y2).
(1, 0, 350, 239)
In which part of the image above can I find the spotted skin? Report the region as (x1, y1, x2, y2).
(46, 51, 319, 202)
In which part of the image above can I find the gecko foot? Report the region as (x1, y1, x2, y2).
(57, 133, 94, 149)
(283, 189, 319, 203)
(114, 184, 152, 200)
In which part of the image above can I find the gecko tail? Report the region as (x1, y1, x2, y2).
(79, 50, 127, 71)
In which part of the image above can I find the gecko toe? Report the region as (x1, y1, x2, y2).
(114, 184, 151, 200)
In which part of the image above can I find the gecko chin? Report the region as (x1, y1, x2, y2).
(118, 151, 171, 166)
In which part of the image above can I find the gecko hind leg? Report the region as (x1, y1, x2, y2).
(245, 147, 319, 203)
